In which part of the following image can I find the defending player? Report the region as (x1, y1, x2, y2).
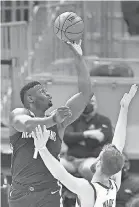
(33, 84, 138, 207)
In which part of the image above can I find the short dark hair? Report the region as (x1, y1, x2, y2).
(20, 81, 41, 105)
(100, 144, 124, 176)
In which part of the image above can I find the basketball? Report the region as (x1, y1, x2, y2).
(54, 12, 84, 42)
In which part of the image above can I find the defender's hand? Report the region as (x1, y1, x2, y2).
(120, 84, 138, 108)
(66, 39, 83, 56)
(33, 125, 49, 150)
(52, 107, 72, 124)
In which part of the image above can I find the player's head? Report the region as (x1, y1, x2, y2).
(20, 81, 52, 111)
(90, 144, 124, 177)
(82, 93, 97, 116)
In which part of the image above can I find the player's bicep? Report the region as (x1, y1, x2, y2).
(62, 92, 87, 128)
(111, 171, 122, 191)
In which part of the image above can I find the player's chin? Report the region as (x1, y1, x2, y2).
(44, 102, 53, 111)
(48, 101, 53, 107)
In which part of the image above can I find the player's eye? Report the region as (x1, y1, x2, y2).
(39, 89, 45, 94)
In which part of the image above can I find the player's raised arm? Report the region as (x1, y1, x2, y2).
(10, 107, 72, 133)
(62, 40, 93, 129)
(111, 84, 138, 190)
(112, 84, 138, 152)
(33, 125, 85, 195)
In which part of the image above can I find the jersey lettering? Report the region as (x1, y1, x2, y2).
(49, 130, 56, 141)
(103, 199, 114, 207)
(22, 132, 33, 138)
(22, 130, 56, 141)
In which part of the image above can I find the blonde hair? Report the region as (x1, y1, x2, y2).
(100, 144, 124, 176)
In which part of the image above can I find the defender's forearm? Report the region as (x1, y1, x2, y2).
(112, 106, 128, 152)
(39, 148, 66, 181)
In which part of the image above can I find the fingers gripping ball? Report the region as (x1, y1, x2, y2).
(54, 12, 84, 42)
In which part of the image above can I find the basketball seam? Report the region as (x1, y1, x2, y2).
(65, 20, 83, 32)
(55, 26, 83, 34)
(64, 32, 76, 42)
(66, 31, 83, 34)
(56, 16, 60, 34)
(55, 27, 66, 32)
(65, 30, 83, 34)
(64, 27, 83, 41)
(61, 12, 73, 40)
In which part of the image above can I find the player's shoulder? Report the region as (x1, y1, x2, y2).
(78, 178, 95, 193)
(77, 178, 96, 203)
(10, 108, 29, 116)
(9, 108, 30, 135)
(10, 108, 29, 121)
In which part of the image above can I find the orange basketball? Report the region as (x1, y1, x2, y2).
(54, 12, 84, 42)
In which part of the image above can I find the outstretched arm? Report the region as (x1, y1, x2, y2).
(10, 107, 71, 133)
(112, 84, 138, 190)
(112, 84, 138, 151)
(62, 40, 93, 129)
(33, 125, 85, 195)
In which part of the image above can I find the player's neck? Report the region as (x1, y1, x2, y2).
(92, 172, 109, 186)
(28, 107, 45, 117)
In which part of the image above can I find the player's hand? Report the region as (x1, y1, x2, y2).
(52, 106, 72, 124)
(33, 125, 50, 150)
(120, 84, 138, 108)
(66, 39, 83, 56)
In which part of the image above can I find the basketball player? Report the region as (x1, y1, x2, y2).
(8, 40, 92, 207)
(33, 84, 138, 207)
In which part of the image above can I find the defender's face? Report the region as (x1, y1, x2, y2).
(28, 85, 53, 110)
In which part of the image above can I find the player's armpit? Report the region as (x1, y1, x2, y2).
(61, 92, 88, 129)
(111, 171, 122, 191)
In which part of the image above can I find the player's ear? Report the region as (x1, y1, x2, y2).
(27, 94, 34, 103)
(96, 160, 101, 169)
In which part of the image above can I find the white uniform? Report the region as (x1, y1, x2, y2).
(92, 179, 117, 207)
(76, 179, 117, 207)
